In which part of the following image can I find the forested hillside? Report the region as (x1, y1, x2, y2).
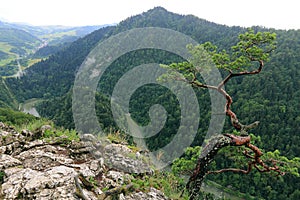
(1, 7, 299, 199)
(0, 77, 17, 108)
(0, 28, 41, 50)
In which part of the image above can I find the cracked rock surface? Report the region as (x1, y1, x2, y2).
(0, 122, 168, 200)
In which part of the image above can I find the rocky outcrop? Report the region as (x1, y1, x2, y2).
(0, 122, 168, 199)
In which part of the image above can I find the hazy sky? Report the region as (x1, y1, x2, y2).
(0, 0, 299, 30)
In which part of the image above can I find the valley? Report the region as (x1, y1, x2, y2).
(0, 22, 104, 76)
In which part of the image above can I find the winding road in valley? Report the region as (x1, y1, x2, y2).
(12, 59, 24, 78)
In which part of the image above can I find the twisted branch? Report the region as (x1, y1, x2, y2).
(185, 58, 285, 199)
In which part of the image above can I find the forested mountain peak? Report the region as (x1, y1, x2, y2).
(116, 6, 235, 38)
(118, 6, 183, 26)
(5, 7, 243, 101)
(120, 6, 217, 26)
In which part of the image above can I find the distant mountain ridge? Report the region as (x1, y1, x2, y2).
(0, 20, 109, 38)
(0, 20, 112, 76)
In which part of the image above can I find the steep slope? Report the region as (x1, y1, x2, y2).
(0, 78, 18, 108)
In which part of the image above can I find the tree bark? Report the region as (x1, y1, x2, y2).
(185, 134, 232, 199)
(185, 133, 283, 200)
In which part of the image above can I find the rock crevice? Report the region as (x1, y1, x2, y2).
(0, 123, 167, 200)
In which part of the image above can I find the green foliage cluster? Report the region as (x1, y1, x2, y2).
(31, 44, 65, 58)
(131, 171, 188, 199)
(42, 128, 79, 144)
(0, 63, 18, 76)
(172, 146, 201, 176)
(36, 90, 116, 131)
(202, 29, 277, 71)
(0, 107, 78, 144)
(106, 130, 130, 144)
(14, 118, 51, 132)
(0, 107, 37, 126)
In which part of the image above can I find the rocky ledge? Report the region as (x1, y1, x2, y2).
(0, 122, 168, 200)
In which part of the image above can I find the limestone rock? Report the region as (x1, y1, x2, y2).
(124, 188, 168, 200)
(104, 143, 153, 174)
(0, 154, 22, 170)
(0, 122, 168, 200)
